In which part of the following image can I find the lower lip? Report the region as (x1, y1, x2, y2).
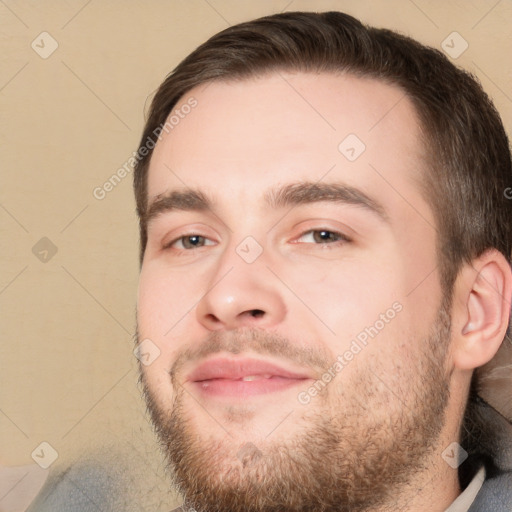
(192, 376, 310, 397)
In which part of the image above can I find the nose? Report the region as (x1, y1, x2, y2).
(195, 248, 286, 331)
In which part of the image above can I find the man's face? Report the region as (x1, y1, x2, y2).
(137, 72, 452, 511)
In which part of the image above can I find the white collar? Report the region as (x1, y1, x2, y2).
(444, 466, 486, 512)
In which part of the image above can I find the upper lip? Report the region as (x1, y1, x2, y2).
(187, 357, 314, 382)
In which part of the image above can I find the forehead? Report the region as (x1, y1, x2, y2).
(147, 72, 429, 221)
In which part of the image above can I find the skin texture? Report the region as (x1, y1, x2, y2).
(136, 72, 509, 511)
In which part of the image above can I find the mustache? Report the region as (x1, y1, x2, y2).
(168, 327, 332, 384)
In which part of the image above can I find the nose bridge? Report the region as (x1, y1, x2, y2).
(195, 234, 286, 330)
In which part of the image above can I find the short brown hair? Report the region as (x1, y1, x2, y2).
(134, 11, 511, 295)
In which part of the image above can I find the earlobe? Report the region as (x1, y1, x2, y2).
(453, 250, 512, 371)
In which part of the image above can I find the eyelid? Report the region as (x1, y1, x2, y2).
(160, 224, 220, 250)
(163, 233, 217, 250)
(289, 219, 354, 243)
(293, 228, 351, 245)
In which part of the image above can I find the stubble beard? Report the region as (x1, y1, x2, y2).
(140, 302, 452, 512)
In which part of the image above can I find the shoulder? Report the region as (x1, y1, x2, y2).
(463, 397, 512, 511)
(469, 471, 512, 511)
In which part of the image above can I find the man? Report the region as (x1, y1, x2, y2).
(134, 11, 512, 512)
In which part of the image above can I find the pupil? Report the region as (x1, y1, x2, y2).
(315, 230, 332, 242)
(186, 235, 202, 248)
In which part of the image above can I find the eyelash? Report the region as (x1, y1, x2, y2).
(294, 229, 351, 247)
(163, 234, 215, 251)
(164, 229, 351, 252)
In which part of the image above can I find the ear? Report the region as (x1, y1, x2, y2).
(451, 249, 512, 371)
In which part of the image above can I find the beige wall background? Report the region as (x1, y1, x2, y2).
(1, 0, 511, 510)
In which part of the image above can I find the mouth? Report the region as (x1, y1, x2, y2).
(186, 357, 314, 398)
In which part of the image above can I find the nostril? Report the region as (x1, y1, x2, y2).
(250, 309, 265, 318)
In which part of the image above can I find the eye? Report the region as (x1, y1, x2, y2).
(296, 229, 350, 245)
(166, 234, 216, 250)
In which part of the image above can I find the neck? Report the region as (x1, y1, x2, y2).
(374, 455, 461, 512)
(373, 395, 468, 512)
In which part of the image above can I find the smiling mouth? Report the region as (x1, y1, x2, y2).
(193, 375, 310, 397)
(187, 357, 314, 398)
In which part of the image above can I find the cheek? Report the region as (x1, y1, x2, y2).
(137, 261, 201, 337)
(393, 223, 442, 333)
(137, 262, 206, 386)
(137, 266, 198, 411)
(281, 253, 404, 343)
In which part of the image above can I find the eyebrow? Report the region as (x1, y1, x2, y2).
(145, 181, 389, 225)
(264, 182, 388, 222)
(145, 189, 212, 225)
